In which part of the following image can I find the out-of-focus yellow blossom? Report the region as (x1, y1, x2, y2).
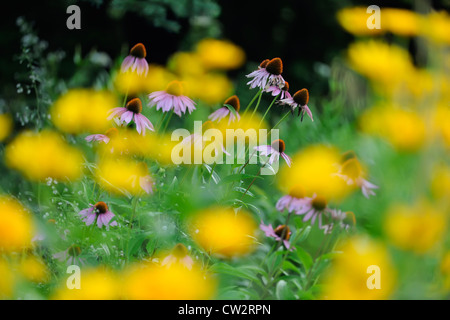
(384, 202, 446, 254)
(405, 69, 433, 98)
(0, 113, 13, 142)
(278, 145, 349, 201)
(440, 252, 450, 290)
(383, 8, 421, 36)
(196, 39, 246, 70)
(359, 105, 426, 152)
(0, 196, 34, 252)
(0, 259, 14, 299)
(433, 104, 450, 148)
(184, 73, 234, 105)
(337, 7, 383, 36)
(52, 268, 119, 300)
(5, 130, 84, 181)
(18, 255, 48, 283)
(169, 52, 205, 76)
(348, 41, 415, 88)
(430, 164, 450, 201)
(50, 89, 116, 134)
(321, 235, 395, 300)
(421, 11, 450, 45)
(125, 261, 216, 300)
(115, 64, 176, 95)
(96, 157, 151, 196)
(190, 207, 258, 258)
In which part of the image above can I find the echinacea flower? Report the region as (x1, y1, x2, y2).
(208, 95, 241, 124)
(246, 58, 285, 90)
(108, 98, 154, 135)
(276, 185, 308, 213)
(254, 139, 292, 167)
(78, 202, 117, 229)
(279, 88, 313, 122)
(266, 81, 292, 100)
(53, 245, 85, 266)
(121, 43, 149, 76)
(322, 210, 356, 234)
(260, 223, 292, 250)
(85, 127, 119, 144)
(161, 243, 194, 270)
(336, 157, 378, 198)
(295, 194, 333, 231)
(148, 80, 196, 117)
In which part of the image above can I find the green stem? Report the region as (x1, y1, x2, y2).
(156, 112, 168, 132)
(259, 94, 280, 127)
(243, 89, 263, 116)
(161, 111, 174, 134)
(250, 90, 264, 119)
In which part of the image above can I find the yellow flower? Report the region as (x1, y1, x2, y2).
(189, 207, 258, 258)
(421, 11, 450, 45)
(52, 268, 119, 300)
(348, 41, 415, 88)
(384, 201, 446, 254)
(168, 52, 205, 76)
(95, 157, 151, 196)
(0, 196, 34, 252)
(440, 252, 450, 290)
(196, 39, 246, 70)
(433, 104, 450, 148)
(5, 130, 84, 181)
(337, 7, 383, 36)
(321, 235, 395, 300)
(359, 105, 426, 152)
(430, 164, 450, 201)
(278, 145, 349, 201)
(0, 113, 13, 142)
(0, 259, 14, 299)
(124, 261, 216, 300)
(383, 8, 421, 36)
(18, 255, 48, 283)
(50, 89, 117, 134)
(184, 73, 234, 105)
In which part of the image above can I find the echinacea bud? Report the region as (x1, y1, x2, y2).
(166, 80, 184, 97)
(224, 95, 240, 112)
(126, 98, 143, 114)
(130, 43, 147, 59)
(312, 195, 327, 211)
(274, 225, 291, 241)
(271, 139, 286, 153)
(260, 59, 270, 68)
(293, 88, 309, 106)
(265, 58, 283, 75)
(94, 201, 108, 214)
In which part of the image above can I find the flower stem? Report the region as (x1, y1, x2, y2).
(259, 94, 280, 127)
(250, 90, 264, 120)
(243, 89, 263, 116)
(161, 111, 174, 134)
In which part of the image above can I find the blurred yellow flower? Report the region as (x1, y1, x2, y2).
(421, 11, 450, 45)
(430, 164, 450, 201)
(383, 8, 421, 36)
(359, 105, 426, 152)
(433, 104, 450, 148)
(278, 145, 349, 201)
(190, 207, 258, 258)
(348, 41, 415, 88)
(18, 255, 48, 283)
(196, 39, 246, 70)
(52, 268, 119, 300)
(125, 261, 216, 300)
(184, 73, 234, 105)
(50, 89, 116, 134)
(169, 52, 205, 76)
(0, 113, 13, 142)
(96, 157, 151, 196)
(5, 130, 84, 181)
(0, 259, 14, 299)
(337, 7, 383, 36)
(384, 202, 446, 254)
(0, 196, 34, 252)
(321, 235, 395, 300)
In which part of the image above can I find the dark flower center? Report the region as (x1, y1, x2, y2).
(224, 95, 240, 112)
(260, 59, 270, 68)
(293, 89, 309, 106)
(265, 58, 283, 75)
(68, 245, 81, 257)
(130, 43, 146, 59)
(274, 225, 291, 241)
(282, 81, 290, 92)
(172, 243, 189, 258)
(271, 139, 286, 153)
(126, 98, 143, 114)
(94, 201, 108, 214)
(312, 195, 327, 211)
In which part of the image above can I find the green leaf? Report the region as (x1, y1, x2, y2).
(224, 104, 238, 117)
(276, 280, 296, 300)
(295, 247, 313, 271)
(211, 263, 260, 283)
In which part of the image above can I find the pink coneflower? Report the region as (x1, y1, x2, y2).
(260, 223, 292, 250)
(129, 162, 154, 194)
(208, 95, 241, 124)
(295, 194, 333, 231)
(108, 98, 154, 135)
(161, 243, 194, 270)
(53, 245, 85, 266)
(78, 202, 118, 229)
(85, 127, 119, 144)
(254, 139, 292, 167)
(121, 43, 149, 76)
(246, 58, 285, 90)
(266, 81, 292, 100)
(276, 185, 308, 213)
(279, 88, 313, 122)
(148, 80, 196, 117)
(336, 157, 378, 199)
(322, 210, 356, 234)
